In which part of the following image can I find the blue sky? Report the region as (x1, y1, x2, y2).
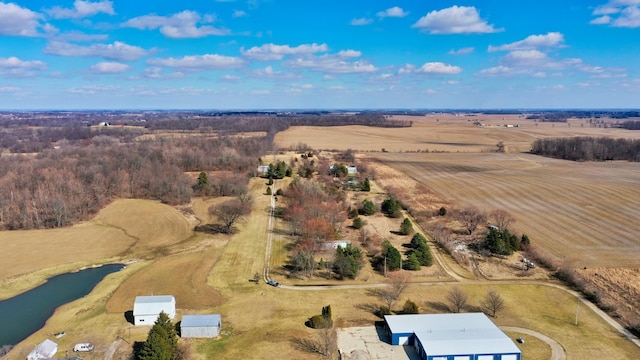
(0, 0, 639, 109)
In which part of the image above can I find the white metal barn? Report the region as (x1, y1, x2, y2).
(133, 295, 176, 326)
(27, 339, 58, 360)
(385, 313, 521, 360)
(180, 314, 222, 338)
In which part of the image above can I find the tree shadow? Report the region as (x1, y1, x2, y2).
(356, 302, 380, 316)
(425, 301, 450, 313)
(124, 310, 134, 325)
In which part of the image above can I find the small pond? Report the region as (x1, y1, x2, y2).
(0, 263, 124, 347)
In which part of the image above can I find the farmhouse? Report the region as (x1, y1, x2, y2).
(27, 339, 57, 360)
(323, 240, 351, 250)
(347, 165, 358, 176)
(133, 295, 176, 326)
(384, 313, 521, 360)
(180, 314, 222, 338)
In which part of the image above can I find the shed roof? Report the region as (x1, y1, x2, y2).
(133, 295, 175, 316)
(181, 314, 221, 328)
(385, 313, 520, 356)
(134, 295, 175, 304)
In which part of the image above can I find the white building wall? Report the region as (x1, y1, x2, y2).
(181, 326, 220, 338)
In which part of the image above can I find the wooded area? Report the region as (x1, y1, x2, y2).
(531, 136, 640, 161)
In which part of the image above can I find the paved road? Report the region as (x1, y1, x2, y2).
(501, 326, 566, 360)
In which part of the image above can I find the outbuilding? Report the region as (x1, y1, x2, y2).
(133, 295, 176, 326)
(27, 339, 58, 360)
(385, 313, 521, 360)
(180, 314, 222, 338)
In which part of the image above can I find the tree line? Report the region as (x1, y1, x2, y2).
(531, 137, 640, 161)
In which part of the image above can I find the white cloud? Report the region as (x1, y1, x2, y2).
(338, 50, 361, 58)
(44, 41, 151, 61)
(488, 32, 564, 52)
(139, 66, 184, 79)
(0, 86, 20, 92)
(377, 6, 408, 18)
(448, 47, 474, 55)
(283, 53, 377, 74)
(68, 84, 119, 94)
(147, 54, 245, 70)
(399, 62, 462, 75)
(0, 2, 43, 36)
(351, 17, 373, 26)
(47, 1, 115, 19)
(221, 74, 240, 81)
(232, 10, 247, 18)
(591, 1, 640, 27)
(0, 56, 47, 76)
(53, 31, 109, 42)
(123, 10, 229, 38)
(90, 61, 131, 74)
(241, 43, 329, 61)
(412, 6, 500, 34)
(252, 65, 296, 79)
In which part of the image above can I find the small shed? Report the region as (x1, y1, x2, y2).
(180, 314, 222, 338)
(347, 166, 358, 176)
(133, 295, 176, 326)
(257, 165, 270, 176)
(27, 339, 57, 360)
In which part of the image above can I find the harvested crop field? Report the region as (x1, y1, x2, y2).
(368, 151, 640, 269)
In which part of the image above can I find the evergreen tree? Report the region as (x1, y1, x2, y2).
(333, 244, 365, 279)
(399, 218, 413, 235)
(138, 312, 178, 360)
(404, 252, 421, 271)
(196, 171, 208, 192)
(381, 198, 402, 218)
(360, 178, 371, 192)
(382, 240, 402, 271)
(352, 217, 364, 229)
(359, 199, 376, 216)
(410, 233, 433, 266)
(402, 299, 419, 314)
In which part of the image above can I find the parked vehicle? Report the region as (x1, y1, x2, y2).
(266, 279, 280, 287)
(73, 343, 94, 352)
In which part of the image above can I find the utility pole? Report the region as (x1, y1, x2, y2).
(384, 256, 387, 278)
(575, 297, 580, 326)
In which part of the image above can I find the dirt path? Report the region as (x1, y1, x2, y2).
(501, 326, 566, 360)
(103, 339, 121, 360)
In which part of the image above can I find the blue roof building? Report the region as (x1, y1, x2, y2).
(385, 313, 521, 360)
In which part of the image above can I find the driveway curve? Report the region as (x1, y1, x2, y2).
(501, 326, 566, 360)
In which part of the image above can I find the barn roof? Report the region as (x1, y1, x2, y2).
(181, 314, 221, 328)
(133, 295, 175, 315)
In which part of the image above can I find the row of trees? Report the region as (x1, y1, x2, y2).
(531, 137, 640, 161)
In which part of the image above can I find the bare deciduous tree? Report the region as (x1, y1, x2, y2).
(292, 326, 337, 359)
(446, 287, 468, 313)
(208, 198, 251, 233)
(454, 206, 487, 235)
(490, 209, 515, 231)
(481, 290, 505, 317)
(377, 271, 410, 310)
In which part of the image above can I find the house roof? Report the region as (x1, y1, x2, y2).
(385, 313, 520, 356)
(181, 314, 221, 328)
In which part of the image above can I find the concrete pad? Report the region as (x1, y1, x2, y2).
(337, 326, 420, 360)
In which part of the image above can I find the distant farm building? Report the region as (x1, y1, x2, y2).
(180, 314, 222, 338)
(347, 166, 358, 176)
(257, 165, 270, 176)
(133, 295, 176, 326)
(323, 240, 351, 250)
(384, 313, 521, 360)
(27, 339, 57, 360)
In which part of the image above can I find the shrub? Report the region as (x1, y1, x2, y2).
(352, 217, 364, 229)
(381, 198, 402, 218)
(438, 207, 447, 216)
(265, 187, 272, 195)
(402, 299, 419, 314)
(376, 306, 392, 317)
(307, 315, 331, 329)
(275, 188, 284, 196)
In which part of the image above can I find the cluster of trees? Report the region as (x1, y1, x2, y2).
(531, 137, 640, 162)
(620, 120, 640, 130)
(283, 179, 348, 277)
(264, 160, 292, 179)
(407, 233, 433, 268)
(0, 133, 270, 230)
(444, 287, 505, 317)
(483, 228, 528, 256)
